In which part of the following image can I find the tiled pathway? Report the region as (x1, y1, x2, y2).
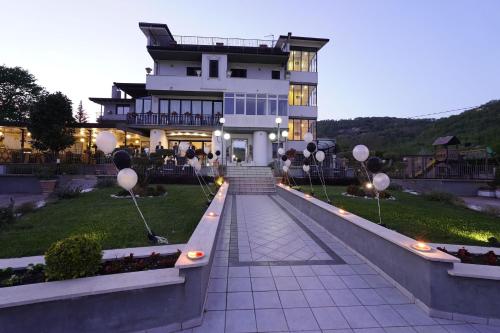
(179, 195, 499, 333)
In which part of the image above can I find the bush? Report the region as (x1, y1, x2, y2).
(346, 184, 365, 197)
(45, 235, 102, 281)
(0, 199, 15, 227)
(15, 202, 37, 215)
(388, 183, 403, 191)
(96, 177, 116, 188)
(35, 166, 56, 180)
(422, 191, 464, 206)
(55, 186, 82, 199)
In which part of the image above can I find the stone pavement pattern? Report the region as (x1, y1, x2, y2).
(177, 195, 499, 333)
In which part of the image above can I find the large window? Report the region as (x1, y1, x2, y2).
(158, 99, 221, 117)
(287, 50, 317, 72)
(223, 93, 287, 116)
(209, 60, 219, 78)
(135, 97, 152, 113)
(116, 104, 130, 115)
(288, 84, 317, 106)
(287, 118, 316, 141)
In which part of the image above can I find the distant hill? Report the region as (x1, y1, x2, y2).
(317, 100, 500, 158)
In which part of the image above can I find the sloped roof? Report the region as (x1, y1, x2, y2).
(432, 136, 461, 146)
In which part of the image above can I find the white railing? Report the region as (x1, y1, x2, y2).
(172, 35, 276, 48)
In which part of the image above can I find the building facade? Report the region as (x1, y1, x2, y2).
(90, 22, 329, 166)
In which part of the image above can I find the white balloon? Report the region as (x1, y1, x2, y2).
(117, 168, 138, 191)
(282, 165, 289, 172)
(194, 162, 202, 171)
(203, 147, 210, 154)
(95, 131, 117, 154)
(303, 132, 313, 143)
(285, 159, 291, 167)
(353, 144, 369, 162)
(373, 173, 390, 191)
(303, 149, 311, 158)
(277, 148, 285, 156)
(315, 151, 325, 162)
(188, 156, 199, 166)
(303, 165, 310, 173)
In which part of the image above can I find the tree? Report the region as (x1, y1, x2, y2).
(28, 92, 76, 156)
(75, 100, 88, 123)
(0, 65, 43, 122)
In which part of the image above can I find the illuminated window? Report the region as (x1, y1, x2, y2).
(287, 118, 316, 141)
(288, 85, 317, 106)
(287, 50, 317, 72)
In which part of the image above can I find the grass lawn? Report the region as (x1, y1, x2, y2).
(307, 185, 500, 246)
(0, 185, 211, 258)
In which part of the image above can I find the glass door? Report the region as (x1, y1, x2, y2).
(232, 139, 247, 163)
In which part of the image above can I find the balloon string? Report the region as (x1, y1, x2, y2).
(361, 162, 383, 225)
(198, 168, 214, 195)
(307, 169, 314, 194)
(128, 189, 152, 235)
(195, 170, 211, 202)
(313, 155, 331, 203)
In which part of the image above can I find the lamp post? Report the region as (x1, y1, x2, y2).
(223, 132, 230, 166)
(219, 117, 225, 166)
(281, 130, 289, 153)
(275, 117, 282, 154)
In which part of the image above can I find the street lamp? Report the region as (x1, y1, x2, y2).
(281, 130, 289, 152)
(268, 132, 277, 141)
(219, 117, 225, 166)
(223, 133, 231, 140)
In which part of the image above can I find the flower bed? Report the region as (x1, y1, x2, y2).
(0, 251, 180, 288)
(438, 247, 500, 266)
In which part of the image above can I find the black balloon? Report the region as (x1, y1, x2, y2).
(303, 159, 310, 166)
(113, 150, 131, 170)
(207, 152, 214, 159)
(306, 142, 316, 153)
(215, 150, 221, 156)
(281, 155, 288, 162)
(186, 148, 196, 159)
(366, 156, 383, 173)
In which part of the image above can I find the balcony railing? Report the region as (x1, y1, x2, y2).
(127, 113, 221, 127)
(172, 35, 276, 48)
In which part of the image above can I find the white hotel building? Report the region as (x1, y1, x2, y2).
(90, 22, 328, 166)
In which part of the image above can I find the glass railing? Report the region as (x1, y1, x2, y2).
(172, 35, 276, 48)
(127, 113, 221, 126)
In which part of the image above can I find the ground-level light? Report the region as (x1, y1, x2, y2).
(207, 212, 218, 217)
(187, 251, 205, 260)
(339, 209, 348, 215)
(412, 242, 432, 252)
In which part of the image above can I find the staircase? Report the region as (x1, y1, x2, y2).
(226, 166, 276, 194)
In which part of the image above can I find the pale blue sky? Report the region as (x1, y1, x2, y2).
(1, 0, 499, 121)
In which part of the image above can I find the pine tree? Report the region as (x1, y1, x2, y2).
(75, 100, 88, 123)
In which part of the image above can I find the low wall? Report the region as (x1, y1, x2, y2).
(277, 185, 500, 324)
(392, 178, 491, 196)
(0, 183, 229, 333)
(0, 175, 41, 194)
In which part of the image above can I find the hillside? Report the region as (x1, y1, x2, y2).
(317, 100, 500, 157)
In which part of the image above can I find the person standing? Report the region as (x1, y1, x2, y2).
(155, 141, 164, 152)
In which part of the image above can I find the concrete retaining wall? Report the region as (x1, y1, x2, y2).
(392, 178, 492, 196)
(0, 183, 230, 333)
(0, 175, 41, 194)
(277, 185, 500, 323)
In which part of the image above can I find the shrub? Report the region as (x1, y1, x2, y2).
(45, 235, 102, 281)
(96, 177, 116, 188)
(15, 202, 37, 215)
(35, 166, 56, 180)
(55, 186, 82, 199)
(422, 191, 464, 206)
(388, 183, 403, 191)
(0, 199, 15, 227)
(346, 184, 365, 197)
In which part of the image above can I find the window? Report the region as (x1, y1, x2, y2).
(136, 98, 152, 113)
(257, 95, 266, 115)
(159, 100, 169, 114)
(186, 67, 201, 76)
(272, 70, 280, 80)
(214, 101, 223, 116)
(278, 95, 288, 116)
(288, 84, 317, 106)
(268, 95, 277, 115)
(235, 96, 245, 114)
(246, 94, 256, 115)
(287, 118, 317, 141)
(287, 50, 318, 72)
(203, 101, 213, 116)
(224, 94, 234, 115)
(116, 105, 130, 115)
(143, 98, 151, 112)
(231, 68, 247, 78)
(170, 100, 180, 115)
(192, 101, 202, 115)
(181, 100, 191, 115)
(209, 60, 219, 78)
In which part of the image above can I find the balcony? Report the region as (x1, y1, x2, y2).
(127, 113, 221, 127)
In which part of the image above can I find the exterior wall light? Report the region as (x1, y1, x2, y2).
(219, 117, 226, 124)
(214, 130, 222, 137)
(412, 242, 432, 252)
(268, 132, 276, 141)
(187, 250, 205, 260)
(275, 117, 282, 124)
(145, 67, 152, 75)
(223, 133, 231, 140)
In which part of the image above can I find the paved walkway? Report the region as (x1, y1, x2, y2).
(180, 195, 498, 333)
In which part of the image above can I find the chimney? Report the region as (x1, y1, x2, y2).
(111, 85, 121, 99)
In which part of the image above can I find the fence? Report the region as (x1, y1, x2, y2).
(128, 113, 221, 127)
